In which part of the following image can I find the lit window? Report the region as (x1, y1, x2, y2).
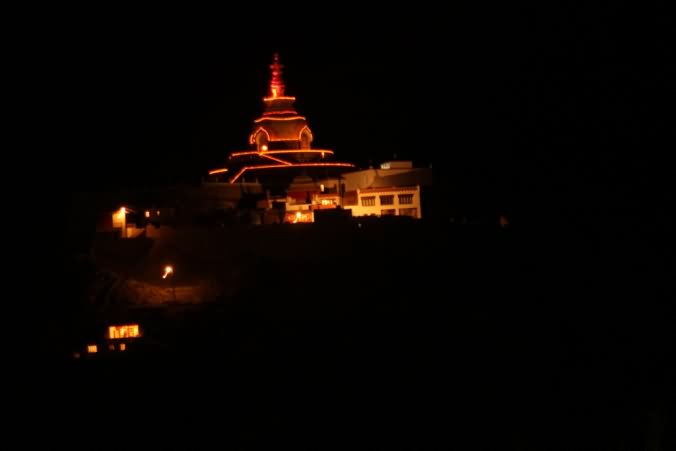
(108, 325, 141, 340)
(381, 209, 396, 216)
(380, 195, 394, 205)
(119, 343, 126, 351)
(87, 345, 97, 354)
(361, 196, 375, 207)
(398, 194, 413, 204)
(145, 211, 150, 218)
(399, 208, 418, 218)
(108, 344, 115, 351)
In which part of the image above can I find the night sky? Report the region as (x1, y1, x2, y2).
(49, 5, 672, 226)
(34, 8, 673, 445)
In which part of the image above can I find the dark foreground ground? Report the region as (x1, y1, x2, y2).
(36, 221, 673, 449)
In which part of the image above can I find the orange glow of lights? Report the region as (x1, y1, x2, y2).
(286, 211, 313, 224)
(269, 53, 286, 98)
(87, 345, 97, 354)
(157, 210, 160, 215)
(299, 126, 313, 141)
(263, 110, 298, 116)
(208, 168, 229, 175)
(261, 145, 268, 151)
(261, 154, 292, 165)
(230, 162, 355, 183)
(73, 352, 80, 359)
(263, 96, 296, 102)
(254, 116, 306, 123)
(120, 207, 126, 215)
(249, 127, 271, 144)
(145, 211, 150, 218)
(229, 149, 334, 158)
(108, 325, 141, 340)
(162, 266, 174, 279)
(120, 343, 126, 351)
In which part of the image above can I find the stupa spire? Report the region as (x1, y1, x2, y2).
(269, 52, 286, 98)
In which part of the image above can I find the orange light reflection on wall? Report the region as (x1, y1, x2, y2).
(254, 116, 306, 123)
(286, 211, 313, 224)
(230, 162, 355, 183)
(108, 324, 141, 340)
(263, 96, 296, 102)
(249, 127, 271, 144)
(299, 126, 313, 141)
(229, 149, 334, 158)
(261, 154, 292, 165)
(263, 110, 298, 116)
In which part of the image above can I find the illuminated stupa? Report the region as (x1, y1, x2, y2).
(209, 53, 355, 184)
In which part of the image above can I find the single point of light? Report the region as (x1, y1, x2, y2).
(145, 211, 150, 218)
(320, 184, 325, 192)
(120, 343, 126, 351)
(87, 345, 97, 354)
(157, 210, 160, 215)
(162, 266, 173, 279)
(296, 212, 302, 218)
(120, 207, 126, 214)
(261, 145, 268, 151)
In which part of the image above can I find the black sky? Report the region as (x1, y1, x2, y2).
(48, 5, 672, 226)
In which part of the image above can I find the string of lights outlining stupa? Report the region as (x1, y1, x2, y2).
(208, 53, 355, 183)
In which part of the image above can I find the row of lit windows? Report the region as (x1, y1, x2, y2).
(380, 208, 418, 217)
(361, 194, 414, 207)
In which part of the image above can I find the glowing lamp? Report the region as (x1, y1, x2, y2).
(162, 265, 173, 279)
